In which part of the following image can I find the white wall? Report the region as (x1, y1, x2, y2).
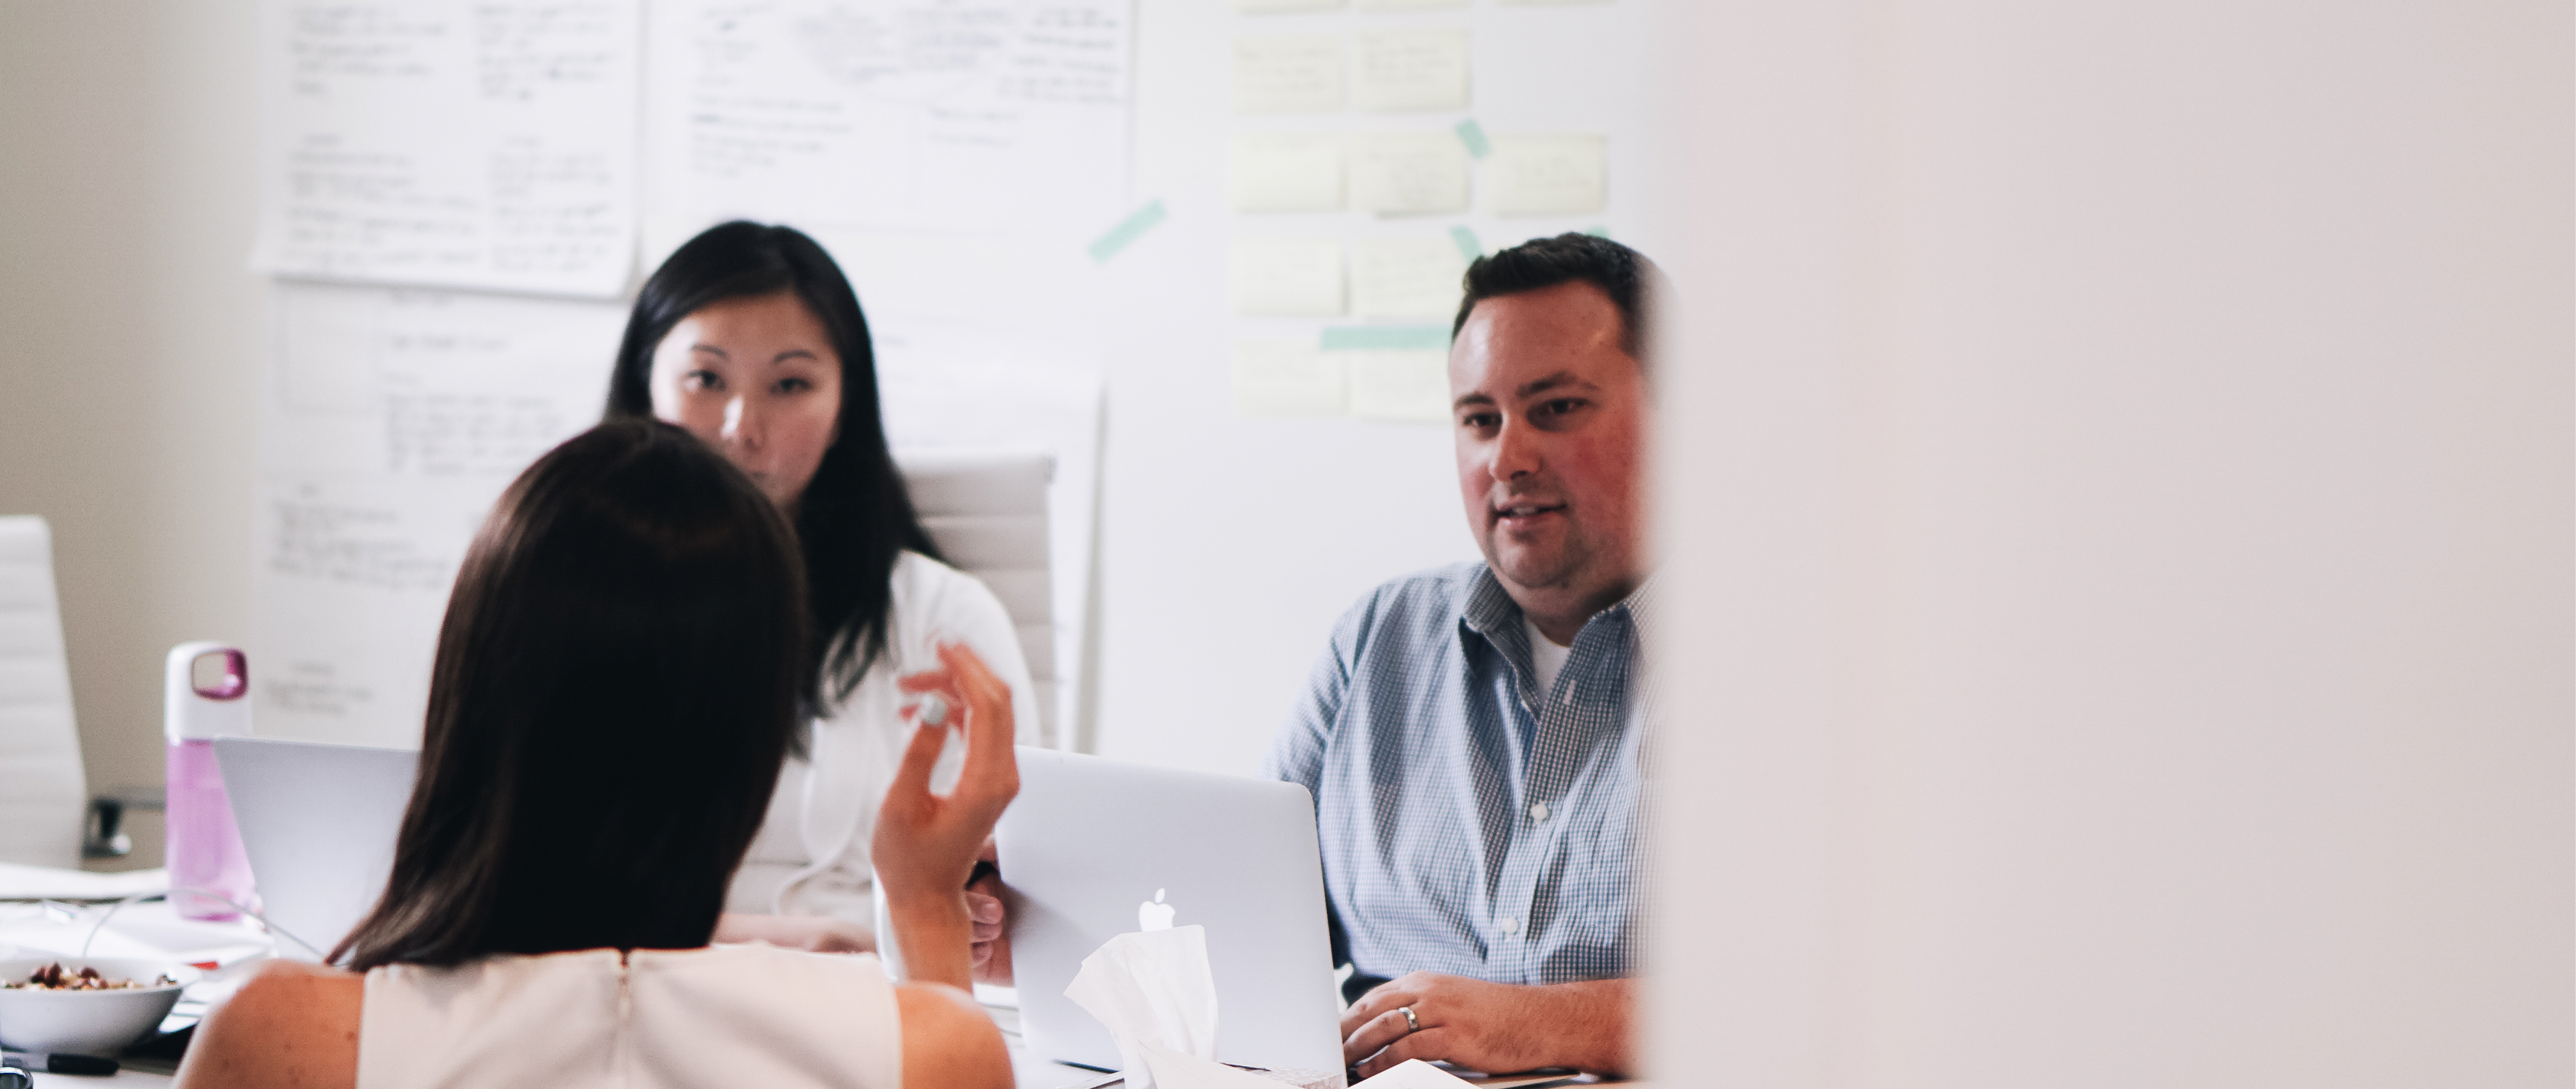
(0, 3, 266, 801)
(1652, 2, 2571, 1085)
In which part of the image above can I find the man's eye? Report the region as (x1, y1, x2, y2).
(1458, 412, 1501, 429)
(1537, 398, 1585, 416)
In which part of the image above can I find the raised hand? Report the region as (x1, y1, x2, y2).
(873, 642, 1020, 990)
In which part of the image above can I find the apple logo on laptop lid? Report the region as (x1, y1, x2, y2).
(1138, 888, 1176, 932)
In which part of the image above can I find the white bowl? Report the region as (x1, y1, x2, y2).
(0, 957, 200, 1056)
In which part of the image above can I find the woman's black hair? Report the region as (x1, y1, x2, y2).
(603, 221, 941, 706)
(333, 420, 810, 970)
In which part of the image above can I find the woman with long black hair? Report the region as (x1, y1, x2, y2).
(603, 222, 1033, 964)
(174, 420, 1017, 1088)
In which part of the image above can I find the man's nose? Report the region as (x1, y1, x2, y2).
(1491, 416, 1542, 481)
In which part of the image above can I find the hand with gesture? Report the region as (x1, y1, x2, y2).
(872, 642, 1020, 991)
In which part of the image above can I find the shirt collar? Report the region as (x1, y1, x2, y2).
(1462, 564, 1660, 650)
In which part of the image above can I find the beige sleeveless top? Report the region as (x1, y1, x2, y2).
(355, 945, 900, 1089)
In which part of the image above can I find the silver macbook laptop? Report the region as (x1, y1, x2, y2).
(214, 737, 417, 963)
(997, 748, 1345, 1081)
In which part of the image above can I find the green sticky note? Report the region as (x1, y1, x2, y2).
(1453, 118, 1492, 159)
(1449, 225, 1483, 263)
(1320, 326, 1451, 352)
(1088, 200, 1167, 264)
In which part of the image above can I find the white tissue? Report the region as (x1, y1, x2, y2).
(1139, 1042, 1290, 1089)
(1063, 925, 1222, 1089)
(1352, 1060, 1478, 1087)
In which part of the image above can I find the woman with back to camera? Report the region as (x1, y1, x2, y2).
(604, 222, 1030, 967)
(173, 420, 1017, 1089)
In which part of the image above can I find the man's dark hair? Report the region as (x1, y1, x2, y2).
(1452, 232, 1662, 368)
(334, 420, 809, 970)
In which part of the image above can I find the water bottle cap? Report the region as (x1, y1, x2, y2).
(166, 643, 252, 741)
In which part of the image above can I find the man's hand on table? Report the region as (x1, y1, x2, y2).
(966, 839, 1014, 984)
(1339, 972, 1633, 1081)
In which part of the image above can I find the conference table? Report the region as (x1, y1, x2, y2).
(0, 899, 1621, 1087)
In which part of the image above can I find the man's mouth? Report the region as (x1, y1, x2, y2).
(1493, 501, 1566, 525)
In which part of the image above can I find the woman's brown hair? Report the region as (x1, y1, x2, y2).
(334, 420, 810, 970)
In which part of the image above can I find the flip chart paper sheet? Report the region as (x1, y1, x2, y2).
(1482, 135, 1608, 216)
(1234, 341, 1348, 416)
(1236, 34, 1346, 115)
(644, 0, 1133, 237)
(1232, 137, 1347, 212)
(1349, 134, 1472, 216)
(249, 0, 641, 297)
(1231, 238, 1348, 316)
(1351, 29, 1471, 112)
(1345, 349, 1452, 422)
(1351, 238, 1468, 319)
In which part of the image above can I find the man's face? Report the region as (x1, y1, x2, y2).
(1450, 280, 1649, 612)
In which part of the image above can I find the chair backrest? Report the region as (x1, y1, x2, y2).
(0, 517, 89, 867)
(894, 450, 1058, 747)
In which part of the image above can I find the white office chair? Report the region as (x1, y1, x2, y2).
(895, 450, 1059, 749)
(0, 517, 90, 868)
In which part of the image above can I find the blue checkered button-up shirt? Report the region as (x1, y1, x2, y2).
(1264, 562, 1651, 991)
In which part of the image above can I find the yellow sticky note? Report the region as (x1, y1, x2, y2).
(1348, 133, 1470, 216)
(1484, 134, 1607, 216)
(1232, 136, 1345, 213)
(1236, 35, 1345, 115)
(1351, 238, 1468, 320)
(1234, 341, 1347, 416)
(1346, 349, 1452, 423)
(1352, 29, 1471, 112)
(1230, 238, 1346, 316)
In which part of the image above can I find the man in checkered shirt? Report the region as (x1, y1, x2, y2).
(1264, 233, 1657, 1081)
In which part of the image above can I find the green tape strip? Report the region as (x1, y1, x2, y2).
(1454, 118, 1492, 159)
(1583, 224, 1612, 238)
(1449, 225, 1483, 263)
(1087, 200, 1167, 263)
(1320, 326, 1451, 352)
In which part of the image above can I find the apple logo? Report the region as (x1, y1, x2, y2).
(1137, 887, 1176, 932)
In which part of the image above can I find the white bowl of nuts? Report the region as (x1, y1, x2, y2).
(0, 958, 200, 1056)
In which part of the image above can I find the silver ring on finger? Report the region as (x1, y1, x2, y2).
(1397, 1005, 1421, 1034)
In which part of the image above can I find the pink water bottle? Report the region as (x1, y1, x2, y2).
(166, 642, 256, 921)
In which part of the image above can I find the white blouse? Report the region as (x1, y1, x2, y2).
(728, 550, 1040, 925)
(355, 945, 900, 1089)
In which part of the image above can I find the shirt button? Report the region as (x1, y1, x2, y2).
(1529, 802, 1549, 822)
(1498, 916, 1520, 935)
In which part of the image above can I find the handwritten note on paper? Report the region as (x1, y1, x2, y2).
(1233, 136, 1345, 212)
(1234, 341, 1347, 416)
(1344, 350, 1453, 423)
(1349, 134, 1471, 216)
(1484, 135, 1608, 216)
(646, 1, 1134, 237)
(1351, 238, 1468, 319)
(1236, 35, 1345, 115)
(1230, 238, 1348, 316)
(1351, 30, 1471, 112)
(251, 1, 639, 297)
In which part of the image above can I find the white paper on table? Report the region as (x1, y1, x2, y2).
(1481, 135, 1608, 216)
(1345, 349, 1452, 423)
(0, 864, 168, 902)
(1237, 35, 1346, 115)
(1064, 926, 1221, 1089)
(643, 0, 1134, 238)
(1231, 239, 1348, 317)
(1234, 136, 1347, 213)
(1234, 342, 1348, 417)
(1351, 238, 1468, 320)
(1351, 30, 1471, 112)
(1349, 135, 1471, 216)
(249, 0, 640, 297)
